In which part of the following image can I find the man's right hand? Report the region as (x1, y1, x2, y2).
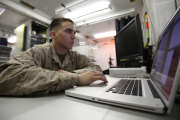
(76, 70, 108, 86)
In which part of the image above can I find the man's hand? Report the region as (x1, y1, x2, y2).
(77, 70, 108, 86)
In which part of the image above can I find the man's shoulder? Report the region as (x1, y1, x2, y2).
(10, 43, 51, 63)
(32, 42, 51, 50)
(23, 43, 51, 57)
(28, 42, 51, 53)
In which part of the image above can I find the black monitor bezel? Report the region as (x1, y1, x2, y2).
(115, 14, 144, 66)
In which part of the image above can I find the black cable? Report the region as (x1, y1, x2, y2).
(175, 0, 178, 10)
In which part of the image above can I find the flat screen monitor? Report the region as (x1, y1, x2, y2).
(115, 15, 144, 67)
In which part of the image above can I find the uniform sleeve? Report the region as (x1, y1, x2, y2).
(73, 52, 102, 74)
(0, 48, 78, 96)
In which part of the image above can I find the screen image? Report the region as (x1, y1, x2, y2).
(115, 15, 144, 66)
(151, 9, 180, 100)
(162, 47, 180, 98)
(152, 31, 170, 73)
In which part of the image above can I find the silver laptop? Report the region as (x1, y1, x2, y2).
(65, 7, 180, 114)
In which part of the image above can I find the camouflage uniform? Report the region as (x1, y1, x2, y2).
(0, 43, 101, 96)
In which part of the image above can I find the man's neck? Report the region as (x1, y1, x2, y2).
(52, 41, 67, 55)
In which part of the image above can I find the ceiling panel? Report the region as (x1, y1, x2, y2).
(110, 0, 142, 11)
(0, 9, 28, 28)
(10, 0, 76, 17)
(10, 0, 142, 17)
(0, 3, 29, 31)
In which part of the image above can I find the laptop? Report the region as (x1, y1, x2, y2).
(65, 7, 180, 114)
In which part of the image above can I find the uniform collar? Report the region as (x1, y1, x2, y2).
(49, 43, 71, 66)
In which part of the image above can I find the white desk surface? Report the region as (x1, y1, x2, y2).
(0, 93, 180, 120)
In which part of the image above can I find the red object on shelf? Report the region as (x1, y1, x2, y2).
(145, 21, 149, 29)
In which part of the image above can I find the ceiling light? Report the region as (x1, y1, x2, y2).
(74, 8, 111, 22)
(55, 0, 85, 14)
(8, 35, 16, 44)
(64, 1, 110, 19)
(79, 41, 86, 46)
(0, 7, 5, 15)
(76, 33, 85, 39)
(93, 31, 116, 39)
(76, 8, 135, 26)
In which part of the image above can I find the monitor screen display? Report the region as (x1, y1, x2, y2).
(115, 15, 143, 66)
(151, 9, 180, 100)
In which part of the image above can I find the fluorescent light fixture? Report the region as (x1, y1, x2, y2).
(93, 31, 116, 39)
(76, 33, 85, 39)
(8, 35, 16, 44)
(76, 8, 135, 26)
(64, 1, 110, 19)
(55, 0, 85, 14)
(0, 7, 5, 15)
(79, 41, 86, 46)
(74, 8, 111, 22)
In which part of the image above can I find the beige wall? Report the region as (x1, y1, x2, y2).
(141, 0, 176, 47)
(73, 38, 116, 71)
(177, 0, 180, 7)
(93, 39, 116, 70)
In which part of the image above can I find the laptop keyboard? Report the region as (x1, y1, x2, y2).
(106, 79, 142, 96)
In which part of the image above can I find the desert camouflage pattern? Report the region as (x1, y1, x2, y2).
(0, 43, 101, 96)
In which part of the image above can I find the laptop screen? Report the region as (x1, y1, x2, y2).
(151, 9, 180, 100)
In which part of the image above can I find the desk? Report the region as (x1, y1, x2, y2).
(0, 93, 180, 120)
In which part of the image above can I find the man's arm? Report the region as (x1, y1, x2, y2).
(73, 52, 102, 74)
(70, 52, 107, 85)
(0, 48, 78, 96)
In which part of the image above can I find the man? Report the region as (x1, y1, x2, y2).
(0, 18, 107, 96)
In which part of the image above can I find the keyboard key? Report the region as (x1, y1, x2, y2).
(107, 79, 142, 97)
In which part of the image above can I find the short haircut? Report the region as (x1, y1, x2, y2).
(50, 18, 74, 31)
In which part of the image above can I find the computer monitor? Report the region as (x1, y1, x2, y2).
(115, 14, 144, 67)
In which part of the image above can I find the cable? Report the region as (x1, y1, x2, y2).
(175, 0, 178, 10)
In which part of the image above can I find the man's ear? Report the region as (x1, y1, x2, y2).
(50, 31, 56, 39)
